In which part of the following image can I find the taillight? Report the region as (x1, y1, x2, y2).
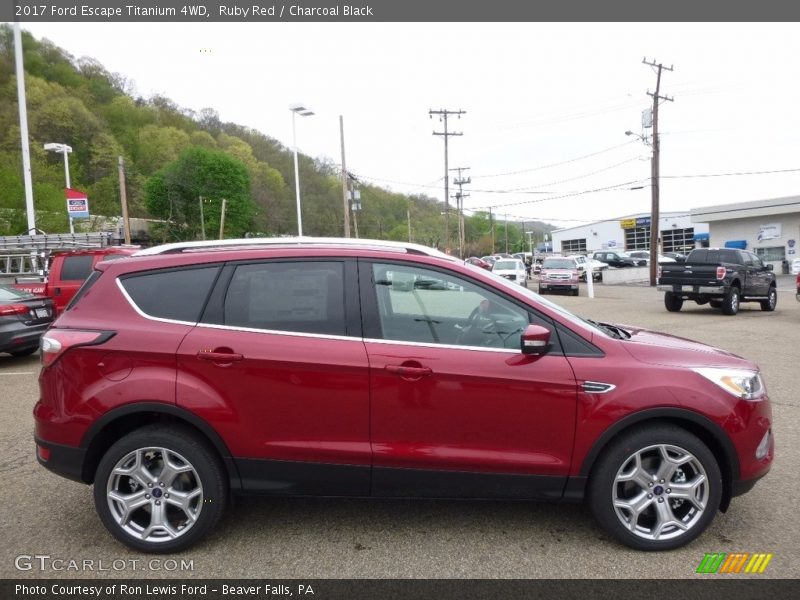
(0, 304, 29, 317)
(40, 329, 115, 367)
(716, 266, 727, 280)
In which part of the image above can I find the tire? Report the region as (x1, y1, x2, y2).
(573, 289, 579, 296)
(9, 347, 37, 357)
(709, 300, 723, 309)
(664, 293, 683, 312)
(588, 425, 722, 551)
(93, 425, 227, 553)
(538, 286, 545, 295)
(760, 286, 777, 312)
(721, 286, 740, 315)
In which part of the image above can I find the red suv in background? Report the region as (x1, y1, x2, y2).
(34, 238, 773, 553)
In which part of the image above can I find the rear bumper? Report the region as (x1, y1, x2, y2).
(657, 284, 725, 295)
(34, 436, 88, 484)
(0, 321, 49, 353)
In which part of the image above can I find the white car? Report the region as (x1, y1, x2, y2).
(492, 258, 527, 286)
(791, 257, 800, 275)
(628, 251, 677, 265)
(568, 255, 608, 281)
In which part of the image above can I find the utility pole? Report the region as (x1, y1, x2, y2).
(450, 166, 470, 258)
(430, 108, 465, 253)
(643, 57, 673, 286)
(198, 195, 206, 240)
(219, 198, 227, 240)
(347, 172, 361, 239)
(504, 214, 509, 253)
(489, 207, 495, 253)
(118, 157, 131, 244)
(339, 116, 351, 238)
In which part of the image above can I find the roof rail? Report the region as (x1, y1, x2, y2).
(133, 237, 457, 261)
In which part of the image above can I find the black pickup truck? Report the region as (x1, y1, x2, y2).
(657, 248, 777, 315)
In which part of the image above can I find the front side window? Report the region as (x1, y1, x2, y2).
(370, 263, 534, 350)
(223, 261, 345, 336)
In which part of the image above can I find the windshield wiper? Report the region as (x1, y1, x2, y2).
(585, 319, 626, 340)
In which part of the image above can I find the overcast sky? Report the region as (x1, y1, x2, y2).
(20, 22, 800, 228)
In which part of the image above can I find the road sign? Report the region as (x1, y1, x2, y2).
(66, 188, 89, 219)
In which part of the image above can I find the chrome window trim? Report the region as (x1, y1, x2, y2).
(195, 321, 356, 342)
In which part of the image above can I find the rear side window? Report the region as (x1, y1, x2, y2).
(59, 255, 94, 281)
(222, 261, 345, 336)
(121, 266, 220, 322)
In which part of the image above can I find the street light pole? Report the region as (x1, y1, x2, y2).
(289, 103, 314, 237)
(44, 143, 74, 234)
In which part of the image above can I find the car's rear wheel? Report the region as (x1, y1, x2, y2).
(760, 286, 777, 312)
(588, 425, 721, 551)
(93, 425, 227, 553)
(664, 293, 683, 312)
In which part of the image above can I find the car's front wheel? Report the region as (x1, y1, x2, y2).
(588, 425, 721, 551)
(93, 425, 227, 553)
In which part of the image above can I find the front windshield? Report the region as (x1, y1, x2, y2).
(476, 267, 612, 338)
(543, 259, 574, 269)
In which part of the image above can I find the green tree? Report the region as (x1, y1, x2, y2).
(145, 146, 253, 241)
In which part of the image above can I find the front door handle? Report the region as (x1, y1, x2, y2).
(197, 350, 244, 364)
(385, 364, 433, 379)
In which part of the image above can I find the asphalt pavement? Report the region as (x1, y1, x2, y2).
(1, 282, 797, 579)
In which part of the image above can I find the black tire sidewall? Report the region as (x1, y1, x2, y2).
(588, 425, 722, 551)
(93, 425, 227, 553)
(722, 287, 739, 315)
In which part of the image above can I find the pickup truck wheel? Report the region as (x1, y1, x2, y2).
(721, 287, 740, 315)
(664, 293, 683, 312)
(760, 287, 777, 312)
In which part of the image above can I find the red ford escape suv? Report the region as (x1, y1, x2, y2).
(34, 238, 773, 553)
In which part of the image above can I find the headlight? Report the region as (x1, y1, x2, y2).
(692, 367, 766, 401)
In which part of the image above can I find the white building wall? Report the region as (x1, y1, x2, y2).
(706, 214, 800, 269)
(551, 213, 708, 255)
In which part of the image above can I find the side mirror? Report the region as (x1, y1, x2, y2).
(521, 324, 551, 355)
(766, 263, 773, 271)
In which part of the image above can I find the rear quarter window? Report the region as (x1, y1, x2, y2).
(120, 266, 221, 322)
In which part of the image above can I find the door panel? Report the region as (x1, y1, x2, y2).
(361, 260, 578, 498)
(176, 259, 371, 495)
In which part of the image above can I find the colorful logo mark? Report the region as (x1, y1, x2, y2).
(697, 553, 773, 574)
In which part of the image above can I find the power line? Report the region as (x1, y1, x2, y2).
(472, 140, 637, 179)
(662, 167, 800, 179)
(471, 156, 642, 193)
(471, 179, 649, 211)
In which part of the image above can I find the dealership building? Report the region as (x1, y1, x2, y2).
(690, 195, 800, 270)
(551, 212, 709, 256)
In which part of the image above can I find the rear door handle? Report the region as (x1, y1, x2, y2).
(385, 364, 433, 378)
(197, 351, 244, 363)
